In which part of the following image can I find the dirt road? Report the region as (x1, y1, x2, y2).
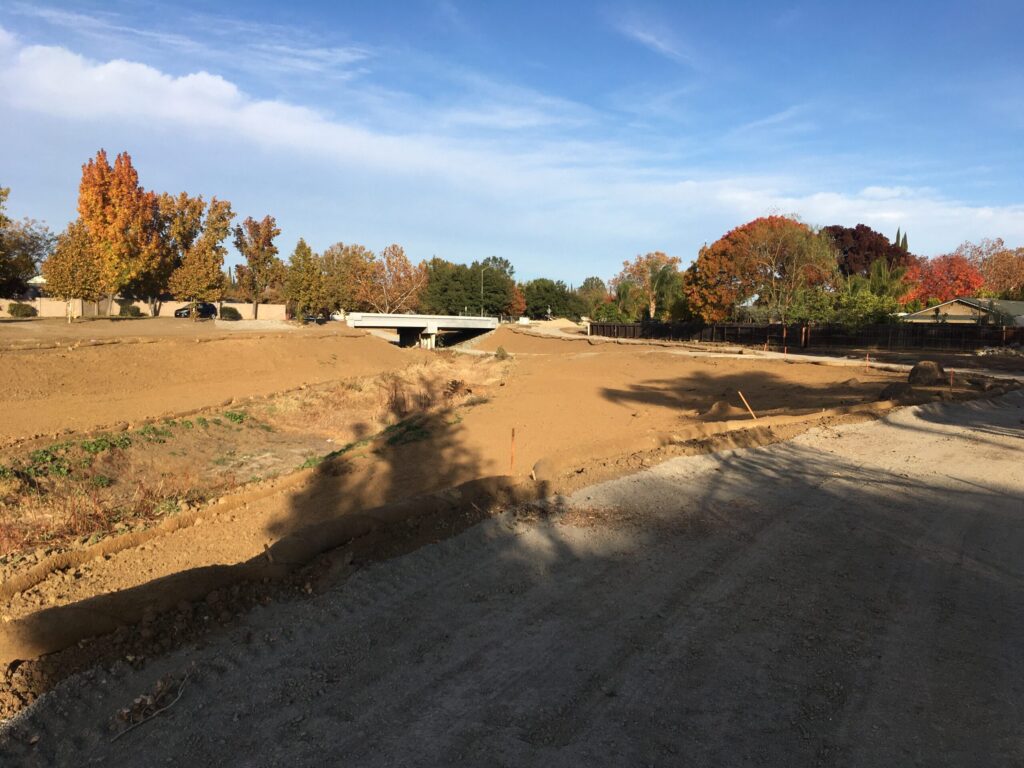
(3, 392, 1022, 766)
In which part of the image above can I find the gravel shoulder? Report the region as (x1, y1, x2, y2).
(3, 391, 1023, 766)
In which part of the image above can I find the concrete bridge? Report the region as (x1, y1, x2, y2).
(346, 312, 499, 349)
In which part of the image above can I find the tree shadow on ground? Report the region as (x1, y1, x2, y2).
(5, 394, 1024, 766)
(601, 368, 887, 419)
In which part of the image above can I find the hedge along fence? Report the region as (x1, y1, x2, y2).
(589, 321, 1024, 352)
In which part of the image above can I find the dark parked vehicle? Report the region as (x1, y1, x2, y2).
(302, 312, 328, 325)
(174, 302, 218, 319)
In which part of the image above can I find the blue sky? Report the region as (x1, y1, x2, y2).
(1, 0, 1023, 282)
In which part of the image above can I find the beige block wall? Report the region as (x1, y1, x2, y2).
(0, 297, 287, 320)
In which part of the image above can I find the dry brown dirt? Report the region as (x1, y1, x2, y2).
(0, 320, 1015, 721)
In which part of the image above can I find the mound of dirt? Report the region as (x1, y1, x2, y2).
(908, 360, 945, 385)
(474, 326, 585, 354)
(701, 400, 747, 420)
(877, 382, 916, 402)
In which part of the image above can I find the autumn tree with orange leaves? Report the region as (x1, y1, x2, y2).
(77, 150, 162, 314)
(954, 238, 1024, 300)
(352, 244, 426, 313)
(233, 215, 283, 319)
(686, 216, 836, 323)
(902, 253, 984, 305)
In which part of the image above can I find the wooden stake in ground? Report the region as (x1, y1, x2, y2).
(865, 352, 870, 372)
(737, 390, 758, 421)
(510, 427, 516, 474)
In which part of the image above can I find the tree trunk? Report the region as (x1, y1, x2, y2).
(106, 293, 115, 317)
(252, 300, 259, 320)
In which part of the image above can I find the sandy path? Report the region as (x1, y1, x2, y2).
(3, 392, 1022, 765)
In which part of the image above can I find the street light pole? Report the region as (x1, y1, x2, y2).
(480, 264, 493, 317)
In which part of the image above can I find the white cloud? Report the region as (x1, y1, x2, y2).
(0, 24, 15, 51)
(0, 27, 1022, 266)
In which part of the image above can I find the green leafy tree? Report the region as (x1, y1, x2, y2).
(419, 257, 472, 314)
(576, 276, 609, 316)
(522, 278, 586, 320)
(284, 238, 327, 320)
(321, 242, 375, 312)
(470, 258, 516, 316)
(168, 198, 234, 318)
(233, 215, 282, 319)
(612, 252, 682, 320)
(128, 191, 207, 315)
(0, 187, 56, 296)
(42, 220, 105, 321)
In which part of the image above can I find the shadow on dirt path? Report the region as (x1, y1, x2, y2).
(2, 395, 1023, 766)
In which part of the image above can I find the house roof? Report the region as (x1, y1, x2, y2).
(902, 297, 1024, 321)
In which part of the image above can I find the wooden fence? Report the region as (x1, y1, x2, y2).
(589, 321, 1024, 352)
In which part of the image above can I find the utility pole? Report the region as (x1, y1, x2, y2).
(480, 264, 492, 317)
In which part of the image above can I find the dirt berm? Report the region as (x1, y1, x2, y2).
(0, 475, 544, 663)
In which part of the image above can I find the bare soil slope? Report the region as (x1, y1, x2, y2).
(0, 328, 416, 442)
(3, 393, 1022, 766)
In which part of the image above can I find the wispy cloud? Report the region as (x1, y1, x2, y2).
(618, 23, 687, 63)
(1, 24, 1022, 268)
(727, 105, 817, 138)
(613, 14, 696, 66)
(9, 3, 372, 80)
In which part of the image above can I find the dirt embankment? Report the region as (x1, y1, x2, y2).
(1, 324, 1016, 717)
(3, 394, 1024, 766)
(0, 328, 418, 443)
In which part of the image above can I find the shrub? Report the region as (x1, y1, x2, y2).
(7, 302, 37, 318)
(494, 346, 509, 360)
(224, 410, 247, 424)
(220, 306, 242, 321)
(118, 304, 143, 317)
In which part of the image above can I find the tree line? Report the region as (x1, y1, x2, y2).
(588, 217, 1023, 327)
(2, 150, 1023, 325)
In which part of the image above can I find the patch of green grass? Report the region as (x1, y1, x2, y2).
(91, 474, 113, 488)
(80, 434, 132, 454)
(224, 410, 247, 424)
(180, 419, 194, 429)
(196, 416, 209, 429)
(25, 447, 72, 478)
(136, 424, 173, 443)
(382, 416, 431, 447)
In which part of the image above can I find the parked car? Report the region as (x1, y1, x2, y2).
(302, 312, 328, 325)
(174, 302, 218, 319)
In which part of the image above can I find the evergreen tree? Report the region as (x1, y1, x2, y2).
(284, 238, 327, 320)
